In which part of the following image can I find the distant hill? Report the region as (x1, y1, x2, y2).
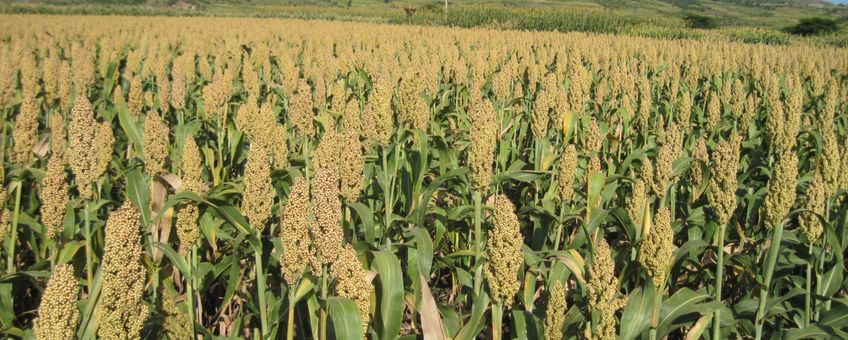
(10, 0, 848, 29)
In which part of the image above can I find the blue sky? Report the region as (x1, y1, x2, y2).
(825, 0, 848, 4)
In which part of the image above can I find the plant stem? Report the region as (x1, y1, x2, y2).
(755, 221, 785, 340)
(287, 287, 296, 340)
(553, 208, 565, 251)
(713, 222, 725, 340)
(6, 181, 21, 274)
(187, 245, 197, 339)
(473, 191, 483, 295)
(805, 245, 812, 327)
(83, 200, 93, 293)
(382, 145, 391, 245)
(649, 284, 663, 340)
(491, 302, 503, 340)
(320, 265, 328, 340)
(255, 244, 269, 338)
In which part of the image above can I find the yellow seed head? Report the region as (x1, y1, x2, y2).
(588, 155, 602, 178)
(543, 280, 567, 340)
(557, 144, 577, 203)
(638, 80, 651, 129)
(484, 195, 524, 307)
(677, 93, 692, 131)
(638, 207, 675, 287)
(34, 264, 79, 340)
(290, 80, 316, 139)
(762, 150, 799, 229)
(57, 60, 73, 110)
(11, 95, 39, 165)
(0, 54, 15, 108)
(180, 137, 204, 195)
(41, 156, 69, 240)
(143, 111, 169, 177)
(21, 53, 40, 98)
(627, 179, 647, 228)
(128, 75, 143, 116)
(706, 91, 721, 132)
(707, 134, 742, 225)
(312, 164, 343, 264)
(50, 113, 66, 160)
(468, 98, 497, 193)
(160, 290, 192, 340)
(175, 202, 200, 250)
(331, 245, 373, 334)
(532, 89, 551, 139)
(820, 129, 840, 197)
(364, 77, 394, 147)
(799, 173, 825, 243)
(339, 127, 365, 203)
(584, 119, 603, 154)
(587, 239, 627, 340)
(94, 122, 114, 181)
(690, 137, 709, 187)
(235, 99, 260, 136)
(313, 127, 341, 178)
(242, 145, 274, 232)
(69, 96, 99, 199)
(98, 201, 149, 339)
(171, 76, 186, 111)
(280, 178, 313, 284)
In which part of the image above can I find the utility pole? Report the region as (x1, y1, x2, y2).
(444, 0, 448, 21)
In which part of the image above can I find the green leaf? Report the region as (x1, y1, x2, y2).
(327, 297, 364, 340)
(658, 288, 717, 337)
(371, 251, 404, 340)
(126, 167, 151, 227)
(455, 291, 489, 340)
(349, 202, 377, 243)
(619, 284, 655, 340)
(153, 242, 189, 276)
(510, 310, 541, 340)
(116, 103, 143, 154)
(410, 227, 434, 276)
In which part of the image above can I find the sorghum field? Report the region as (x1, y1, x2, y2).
(1, 13, 848, 340)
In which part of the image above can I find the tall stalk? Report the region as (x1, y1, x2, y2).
(755, 220, 785, 340)
(187, 245, 197, 338)
(319, 265, 328, 340)
(6, 181, 21, 274)
(286, 286, 296, 340)
(472, 191, 483, 295)
(382, 145, 391, 244)
(83, 200, 93, 292)
(805, 245, 812, 327)
(713, 223, 725, 339)
(649, 283, 663, 340)
(491, 302, 503, 340)
(254, 244, 269, 338)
